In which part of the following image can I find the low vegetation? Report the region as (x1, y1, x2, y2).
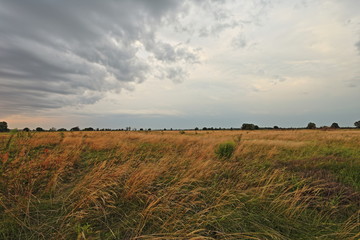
(215, 141, 236, 159)
(0, 130, 359, 239)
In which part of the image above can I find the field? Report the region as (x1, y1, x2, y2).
(0, 130, 359, 239)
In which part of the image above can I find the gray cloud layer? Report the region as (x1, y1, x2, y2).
(356, 40, 360, 55)
(0, 0, 200, 115)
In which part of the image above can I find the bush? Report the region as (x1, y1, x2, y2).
(215, 141, 236, 160)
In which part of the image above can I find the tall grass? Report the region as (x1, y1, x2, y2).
(0, 130, 359, 239)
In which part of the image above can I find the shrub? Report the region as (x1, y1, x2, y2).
(215, 141, 236, 160)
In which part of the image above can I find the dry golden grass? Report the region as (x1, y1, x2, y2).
(0, 129, 359, 239)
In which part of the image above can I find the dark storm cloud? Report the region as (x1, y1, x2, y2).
(0, 0, 199, 115)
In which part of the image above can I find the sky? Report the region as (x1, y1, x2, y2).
(0, 0, 359, 129)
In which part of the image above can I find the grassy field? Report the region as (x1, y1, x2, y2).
(0, 130, 359, 239)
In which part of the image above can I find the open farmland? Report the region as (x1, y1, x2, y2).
(0, 130, 359, 239)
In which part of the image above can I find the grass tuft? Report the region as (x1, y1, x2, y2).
(215, 141, 236, 160)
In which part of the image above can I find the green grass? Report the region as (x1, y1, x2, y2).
(215, 141, 236, 160)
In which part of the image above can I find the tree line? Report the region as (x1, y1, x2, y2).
(1, 121, 360, 133)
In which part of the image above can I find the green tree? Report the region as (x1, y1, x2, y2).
(241, 123, 259, 130)
(355, 121, 360, 128)
(330, 123, 340, 129)
(307, 122, 316, 129)
(23, 127, 30, 132)
(0, 121, 9, 132)
(36, 127, 44, 132)
(71, 126, 80, 131)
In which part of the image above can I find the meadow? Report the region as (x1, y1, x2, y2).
(0, 129, 359, 239)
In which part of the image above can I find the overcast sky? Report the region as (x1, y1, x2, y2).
(1, 0, 359, 129)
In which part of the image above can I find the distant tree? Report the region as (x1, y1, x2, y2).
(70, 126, 80, 131)
(0, 121, 9, 132)
(57, 128, 67, 131)
(83, 127, 94, 131)
(195, 127, 199, 131)
(139, 128, 144, 131)
(36, 127, 44, 132)
(23, 127, 30, 132)
(307, 122, 316, 129)
(148, 128, 151, 131)
(355, 121, 360, 128)
(241, 123, 259, 130)
(49, 127, 57, 132)
(202, 127, 207, 130)
(274, 126, 279, 129)
(330, 123, 340, 129)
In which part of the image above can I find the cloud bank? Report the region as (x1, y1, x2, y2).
(0, 0, 200, 115)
